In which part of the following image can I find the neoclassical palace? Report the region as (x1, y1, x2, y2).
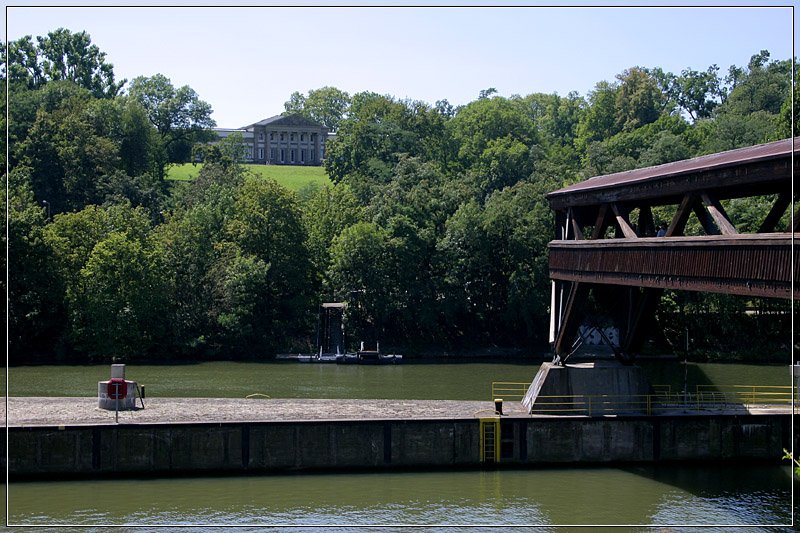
(214, 114, 329, 166)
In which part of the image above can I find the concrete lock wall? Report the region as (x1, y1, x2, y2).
(7, 414, 792, 479)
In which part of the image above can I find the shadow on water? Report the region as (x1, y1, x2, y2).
(620, 463, 794, 530)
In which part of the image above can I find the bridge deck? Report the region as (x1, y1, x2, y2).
(549, 233, 797, 299)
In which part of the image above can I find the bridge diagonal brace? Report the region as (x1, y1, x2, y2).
(611, 204, 639, 239)
(638, 205, 656, 237)
(690, 199, 720, 235)
(700, 192, 738, 235)
(757, 192, 791, 233)
(666, 194, 695, 237)
(568, 207, 584, 240)
(591, 204, 612, 240)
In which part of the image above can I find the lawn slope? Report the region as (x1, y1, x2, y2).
(168, 163, 331, 191)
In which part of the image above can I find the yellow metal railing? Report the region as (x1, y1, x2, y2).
(491, 382, 529, 402)
(491, 382, 792, 416)
(529, 394, 657, 416)
(695, 385, 792, 406)
(652, 384, 672, 397)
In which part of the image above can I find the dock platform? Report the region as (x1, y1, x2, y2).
(4, 397, 526, 427)
(4, 397, 793, 480)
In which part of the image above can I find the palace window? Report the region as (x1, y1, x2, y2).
(280, 149, 285, 162)
(290, 133, 295, 141)
(270, 148, 276, 160)
(301, 149, 305, 162)
(258, 148, 264, 159)
(290, 149, 295, 162)
(280, 133, 285, 141)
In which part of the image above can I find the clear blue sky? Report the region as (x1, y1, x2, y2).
(5, 3, 794, 128)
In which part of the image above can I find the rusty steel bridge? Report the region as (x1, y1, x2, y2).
(547, 137, 798, 364)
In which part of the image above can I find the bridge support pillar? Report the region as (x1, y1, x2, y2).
(522, 360, 653, 415)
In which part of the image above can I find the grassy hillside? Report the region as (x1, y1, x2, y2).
(168, 163, 332, 191)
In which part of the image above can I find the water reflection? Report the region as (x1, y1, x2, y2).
(8, 465, 792, 530)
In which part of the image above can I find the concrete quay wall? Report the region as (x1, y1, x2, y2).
(8, 413, 792, 479)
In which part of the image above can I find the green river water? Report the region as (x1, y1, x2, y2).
(5, 359, 796, 530)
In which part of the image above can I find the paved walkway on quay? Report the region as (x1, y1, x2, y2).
(3, 397, 790, 427)
(3, 397, 529, 427)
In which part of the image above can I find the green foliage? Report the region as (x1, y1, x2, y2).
(303, 183, 365, 287)
(449, 96, 536, 170)
(324, 93, 448, 186)
(7, 36, 792, 363)
(782, 450, 800, 478)
(71, 230, 171, 361)
(42, 202, 168, 361)
(5, 28, 124, 97)
(128, 73, 216, 175)
(328, 221, 395, 343)
(222, 178, 315, 354)
(284, 86, 351, 131)
(614, 67, 663, 132)
(6, 170, 63, 361)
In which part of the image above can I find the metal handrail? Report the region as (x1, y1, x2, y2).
(490, 382, 529, 401)
(695, 385, 792, 406)
(490, 382, 793, 416)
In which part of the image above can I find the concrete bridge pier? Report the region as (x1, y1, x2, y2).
(523, 360, 653, 414)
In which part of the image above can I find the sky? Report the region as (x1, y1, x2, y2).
(4, 3, 795, 129)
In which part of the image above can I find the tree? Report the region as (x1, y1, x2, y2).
(327, 222, 395, 345)
(43, 202, 167, 360)
(283, 91, 306, 115)
(470, 135, 534, 196)
(37, 28, 125, 97)
(4, 36, 45, 90)
(222, 178, 316, 352)
(206, 242, 272, 354)
(70, 230, 171, 361)
(325, 93, 447, 186)
(449, 96, 536, 171)
(127, 74, 216, 175)
(675, 66, 724, 121)
(20, 92, 122, 213)
(303, 183, 365, 288)
(614, 67, 663, 132)
(284, 86, 351, 131)
(479, 87, 498, 99)
(719, 50, 791, 117)
(777, 64, 800, 138)
(4, 29, 124, 97)
(575, 80, 619, 151)
(7, 170, 63, 361)
(701, 111, 779, 153)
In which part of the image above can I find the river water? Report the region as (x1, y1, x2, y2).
(6, 359, 797, 530)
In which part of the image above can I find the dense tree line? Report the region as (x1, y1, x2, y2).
(5, 29, 794, 364)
